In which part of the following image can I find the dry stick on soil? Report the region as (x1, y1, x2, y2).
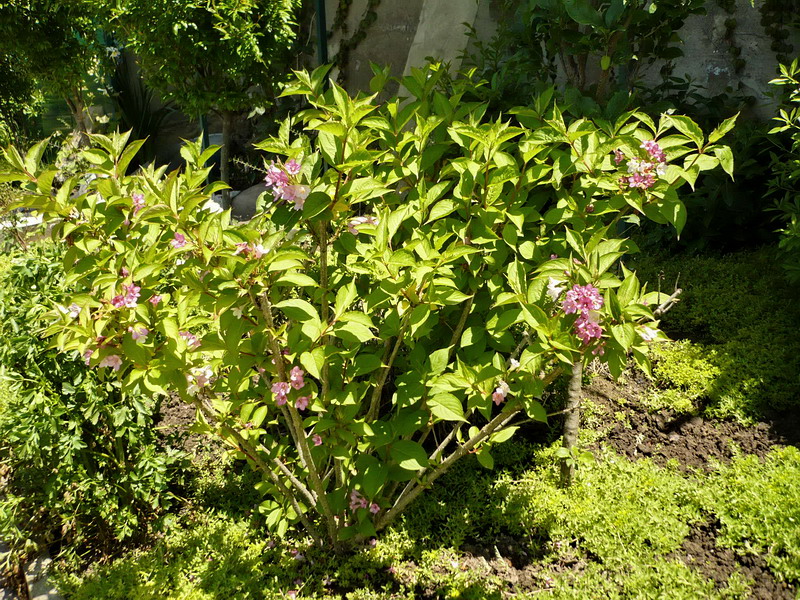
(560, 359, 584, 488)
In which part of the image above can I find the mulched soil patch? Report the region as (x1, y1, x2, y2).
(675, 521, 796, 600)
(155, 394, 224, 458)
(584, 374, 794, 470)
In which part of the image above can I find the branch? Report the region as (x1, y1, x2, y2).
(654, 288, 682, 317)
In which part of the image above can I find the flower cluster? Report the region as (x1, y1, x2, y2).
(187, 366, 213, 396)
(349, 490, 378, 513)
(171, 232, 187, 249)
(562, 284, 604, 345)
(128, 325, 149, 343)
(618, 140, 667, 190)
(111, 283, 140, 309)
(492, 380, 510, 405)
(99, 354, 122, 371)
(272, 381, 290, 406)
(234, 242, 268, 260)
(289, 366, 305, 390)
(264, 159, 310, 210)
(347, 215, 379, 235)
(131, 193, 145, 215)
(179, 330, 201, 350)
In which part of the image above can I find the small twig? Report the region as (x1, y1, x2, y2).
(654, 288, 682, 317)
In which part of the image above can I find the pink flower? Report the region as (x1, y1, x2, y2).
(265, 162, 290, 193)
(286, 591, 298, 600)
(289, 366, 305, 390)
(562, 284, 603, 315)
(83, 348, 93, 365)
(128, 326, 149, 343)
(550, 253, 559, 259)
(348, 215, 380, 235)
(123, 283, 140, 308)
(492, 380, 510, 405)
(614, 149, 625, 165)
(640, 140, 666, 163)
(111, 295, 126, 308)
(369, 503, 380, 515)
(120, 267, 129, 277)
(592, 342, 606, 356)
(234, 242, 269, 260)
(285, 159, 301, 175)
(272, 381, 290, 406)
(179, 331, 201, 350)
(149, 295, 162, 306)
(171, 233, 187, 249)
(283, 184, 310, 210)
(312, 434, 323, 446)
(187, 366, 213, 396)
(574, 312, 603, 345)
(98, 354, 122, 371)
(67, 303, 81, 319)
(132, 193, 145, 215)
(349, 489, 368, 511)
(295, 396, 309, 411)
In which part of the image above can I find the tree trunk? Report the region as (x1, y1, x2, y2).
(560, 360, 583, 488)
(220, 110, 234, 207)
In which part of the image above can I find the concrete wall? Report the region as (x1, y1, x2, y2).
(320, 0, 797, 118)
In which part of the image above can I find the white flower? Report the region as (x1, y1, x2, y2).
(547, 277, 566, 301)
(202, 198, 224, 214)
(509, 358, 520, 370)
(639, 326, 659, 342)
(231, 307, 243, 318)
(186, 366, 213, 396)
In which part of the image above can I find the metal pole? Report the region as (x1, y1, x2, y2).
(315, 0, 329, 65)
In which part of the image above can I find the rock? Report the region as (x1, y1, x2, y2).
(25, 552, 63, 600)
(231, 184, 268, 221)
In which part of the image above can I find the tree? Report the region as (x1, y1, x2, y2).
(0, 1, 110, 139)
(113, 0, 300, 193)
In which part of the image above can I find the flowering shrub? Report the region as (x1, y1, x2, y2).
(0, 64, 732, 547)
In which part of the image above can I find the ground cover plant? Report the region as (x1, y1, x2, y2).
(53, 430, 800, 599)
(0, 63, 732, 550)
(629, 248, 800, 424)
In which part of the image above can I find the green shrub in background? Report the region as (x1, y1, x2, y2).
(631, 248, 800, 423)
(0, 240, 187, 564)
(768, 59, 800, 282)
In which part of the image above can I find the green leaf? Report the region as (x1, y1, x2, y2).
(489, 426, 518, 444)
(356, 455, 388, 498)
(335, 279, 357, 318)
(427, 199, 459, 223)
(391, 440, 429, 471)
(667, 116, 704, 148)
(333, 321, 374, 343)
(713, 146, 734, 179)
(428, 393, 466, 422)
(302, 191, 331, 220)
(708, 113, 738, 144)
(275, 299, 319, 322)
(476, 447, 494, 469)
(300, 348, 325, 379)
